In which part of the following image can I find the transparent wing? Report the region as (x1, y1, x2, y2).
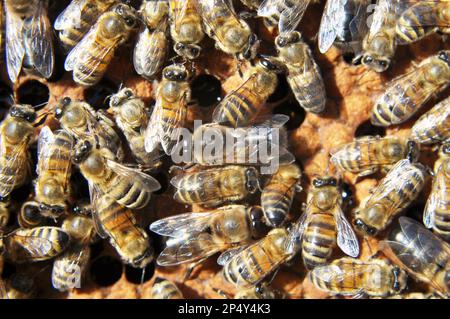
(318, 0, 348, 53)
(36, 126, 55, 175)
(54, 0, 86, 30)
(310, 264, 346, 283)
(5, 4, 25, 82)
(423, 167, 445, 228)
(37, 128, 73, 178)
(106, 159, 161, 193)
(285, 208, 311, 254)
(133, 25, 168, 78)
(397, 1, 449, 28)
(279, 0, 310, 34)
(334, 206, 360, 258)
(88, 182, 109, 239)
(150, 211, 218, 237)
(258, 0, 280, 17)
(217, 245, 249, 266)
(0, 139, 29, 198)
(169, 0, 189, 33)
(368, 0, 409, 36)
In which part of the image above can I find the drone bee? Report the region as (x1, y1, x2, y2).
(134, 0, 169, 80)
(151, 278, 184, 299)
(371, 50, 450, 127)
(381, 217, 450, 297)
(286, 176, 359, 270)
(396, 1, 450, 45)
(169, 0, 204, 60)
(411, 96, 450, 145)
(18, 201, 48, 229)
(330, 136, 418, 177)
(309, 257, 408, 298)
(171, 165, 260, 207)
(35, 127, 74, 217)
(261, 163, 302, 227)
(150, 205, 270, 266)
(144, 64, 191, 155)
(258, 0, 311, 34)
(195, 0, 259, 60)
(423, 142, 450, 240)
(54, 0, 118, 51)
(64, 3, 137, 87)
(212, 58, 284, 128)
(72, 139, 161, 210)
(4, 0, 54, 82)
(275, 31, 326, 114)
(354, 158, 428, 236)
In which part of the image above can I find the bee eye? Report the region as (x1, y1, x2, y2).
(26, 113, 36, 123)
(125, 90, 133, 98)
(313, 178, 324, 187)
(191, 47, 199, 56)
(175, 42, 184, 50)
(125, 16, 135, 27)
(55, 107, 63, 119)
(363, 56, 373, 64)
(62, 97, 71, 106)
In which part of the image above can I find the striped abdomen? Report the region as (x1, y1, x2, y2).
(430, 159, 450, 239)
(396, 3, 440, 44)
(151, 278, 183, 299)
(159, 100, 187, 153)
(0, 144, 29, 198)
(261, 182, 294, 227)
(302, 212, 336, 270)
(51, 244, 90, 291)
(411, 97, 450, 144)
(38, 131, 72, 177)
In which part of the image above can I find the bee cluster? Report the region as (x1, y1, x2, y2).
(0, 0, 448, 299)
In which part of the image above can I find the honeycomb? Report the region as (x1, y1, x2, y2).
(0, 0, 448, 299)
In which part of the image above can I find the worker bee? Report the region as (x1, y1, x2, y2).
(109, 87, 161, 167)
(0, 226, 70, 263)
(4, 0, 54, 82)
(411, 96, 450, 145)
(221, 228, 294, 288)
(18, 201, 48, 229)
(0, 105, 38, 201)
(423, 142, 450, 240)
(286, 176, 359, 270)
(354, 158, 428, 236)
(52, 213, 96, 292)
(150, 277, 184, 299)
(64, 3, 137, 87)
(212, 58, 284, 128)
(171, 165, 260, 207)
(261, 163, 302, 227)
(169, 0, 204, 60)
(195, 0, 259, 60)
(191, 114, 295, 170)
(381, 217, 450, 297)
(54, 97, 124, 160)
(371, 50, 450, 127)
(318, 0, 371, 61)
(54, 0, 118, 51)
(150, 205, 270, 266)
(134, 0, 169, 80)
(144, 64, 191, 155)
(0, 274, 36, 299)
(257, 0, 310, 34)
(396, 1, 450, 45)
(309, 257, 408, 298)
(35, 126, 74, 217)
(330, 136, 418, 177)
(72, 139, 161, 210)
(275, 31, 326, 113)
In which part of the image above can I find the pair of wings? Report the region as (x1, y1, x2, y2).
(5, 0, 54, 82)
(411, 97, 450, 143)
(423, 160, 449, 230)
(258, 0, 310, 34)
(367, 0, 412, 39)
(397, 1, 450, 28)
(286, 200, 360, 258)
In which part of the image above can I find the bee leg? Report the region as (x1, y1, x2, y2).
(212, 287, 229, 299)
(183, 257, 208, 281)
(352, 290, 368, 299)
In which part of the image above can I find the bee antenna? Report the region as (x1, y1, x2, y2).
(33, 101, 49, 109)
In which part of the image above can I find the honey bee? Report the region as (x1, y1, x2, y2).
(109, 87, 161, 167)
(18, 201, 48, 229)
(54, 0, 118, 51)
(169, 0, 204, 60)
(371, 50, 450, 127)
(0, 226, 70, 263)
(64, 3, 137, 87)
(309, 257, 408, 298)
(318, 0, 371, 61)
(170, 165, 260, 207)
(150, 205, 270, 266)
(257, 0, 310, 33)
(35, 126, 74, 217)
(261, 163, 302, 227)
(423, 142, 450, 240)
(0, 105, 37, 201)
(72, 139, 161, 210)
(330, 136, 418, 177)
(144, 64, 191, 155)
(275, 31, 326, 114)
(221, 228, 293, 288)
(286, 176, 359, 270)
(354, 159, 428, 236)
(0, 274, 36, 299)
(52, 213, 96, 292)
(396, 1, 450, 45)
(134, 0, 169, 80)
(381, 217, 450, 297)
(4, 0, 54, 82)
(195, 0, 259, 60)
(212, 58, 284, 128)
(54, 97, 124, 160)
(411, 96, 450, 145)
(150, 277, 184, 299)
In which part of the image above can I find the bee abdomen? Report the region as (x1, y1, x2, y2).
(109, 177, 151, 209)
(262, 186, 293, 227)
(289, 70, 326, 113)
(215, 88, 259, 127)
(396, 5, 436, 44)
(73, 42, 111, 86)
(224, 247, 268, 287)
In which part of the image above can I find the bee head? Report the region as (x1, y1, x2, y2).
(259, 56, 285, 73)
(115, 3, 137, 29)
(20, 201, 44, 227)
(275, 31, 301, 48)
(438, 50, 450, 67)
(245, 167, 259, 193)
(362, 55, 390, 72)
(10, 104, 36, 123)
(163, 65, 188, 82)
(312, 177, 338, 188)
(174, 42, 201, 60)
(353, 218, 377, 236)
(241, 33, 259, 60)
(110, 88, 133, 107)
(54, 97, 72, 119)
(73, 140, 92, 164)
(249, 206, 271, 238)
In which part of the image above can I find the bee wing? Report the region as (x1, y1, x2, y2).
(169, 0, 190, 33)
(278, 0, 311, 34)
(257, 0, 280, 17)
(88, 182, 109, 239)
(5, 4, 26, 82)
(36, 126, 55, 175)
(397, 1, 449, 28)
(149, 211, 219, 237)
(37, 127, 73, 178)
(423, 165, 446, 228)
(105, 159, 161, 193)
(334, 206, 360, 258)
(309, 263, 346, 284)
(217, 245, 249, 266)
(54, 0, 86, 30)
(368, 0, 409, 37)
(318, 0, 347, 53)
(156, 233, 229, 266)
(0, 138, 30, 198)
(133, 25, 168, 78)
(285, 208, 312, 254)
